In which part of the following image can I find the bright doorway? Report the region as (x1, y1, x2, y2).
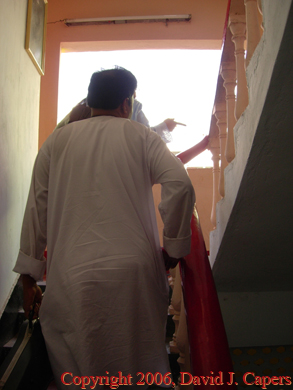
(58, 49, 221, 167)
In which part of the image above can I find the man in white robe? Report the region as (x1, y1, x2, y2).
(13, 68, 195, 389)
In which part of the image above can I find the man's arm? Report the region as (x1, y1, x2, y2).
(133, 100, 174, 144)
(147, 131, 195, 259)
(151, 121, 172, 144)
(13, 147, 50, 317)
(176, 136, 210, 164)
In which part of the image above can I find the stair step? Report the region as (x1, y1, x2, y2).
(3, 337, 18, 349)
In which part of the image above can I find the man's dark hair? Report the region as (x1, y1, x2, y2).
(87, 68, 137, 110)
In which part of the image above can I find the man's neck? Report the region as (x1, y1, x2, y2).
(91, 108, 125, 118)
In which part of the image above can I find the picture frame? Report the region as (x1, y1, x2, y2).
(25, 0, 48, 76)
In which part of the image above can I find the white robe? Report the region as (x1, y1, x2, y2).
(131, 100, 172, 144)
(14, 116, 195, 389)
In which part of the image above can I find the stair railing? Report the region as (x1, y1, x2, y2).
(168, 266, 192, 389)
(209, 0, 263, 229)
(168, 1, 264, 385)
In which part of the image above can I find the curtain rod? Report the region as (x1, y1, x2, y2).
(64, 14, 191, 27)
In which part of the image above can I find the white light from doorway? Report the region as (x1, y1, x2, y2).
(58, 49, 221, 167)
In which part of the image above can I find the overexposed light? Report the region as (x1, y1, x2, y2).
(58, 49, 221, 167)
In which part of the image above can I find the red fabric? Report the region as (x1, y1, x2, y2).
(180, 211, 236, 389)
(176, 146, 235, 389)
(222, 0, 232, 46)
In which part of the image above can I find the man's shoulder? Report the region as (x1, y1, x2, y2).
(41, 118, 88, 150)
(125, 118, 154, 139)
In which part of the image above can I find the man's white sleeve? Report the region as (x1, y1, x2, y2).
(13, 148, 50, 281)
(147, 131, 195, 258)
(134, 101, 172, 143)
(151, 122, 172, 143)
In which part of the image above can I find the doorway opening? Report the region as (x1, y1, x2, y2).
(58, 49, 221, 167)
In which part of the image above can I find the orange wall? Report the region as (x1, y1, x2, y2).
(40, 0, 228, 146)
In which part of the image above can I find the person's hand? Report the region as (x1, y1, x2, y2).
(163, 118, 178, 132)
(22, 274, 43, 319)
(162, 248, 183, 270)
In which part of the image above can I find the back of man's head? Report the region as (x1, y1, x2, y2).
(87, 68, 137, 110)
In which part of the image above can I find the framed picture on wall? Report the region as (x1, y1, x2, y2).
(25, 0, 48, 76)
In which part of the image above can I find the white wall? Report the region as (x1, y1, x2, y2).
(0, 0, 41, 315)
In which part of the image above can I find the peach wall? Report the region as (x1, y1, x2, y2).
(40, 0, 228, 146)
(0, 1, 41, 315)
(153, 168, 213, 251)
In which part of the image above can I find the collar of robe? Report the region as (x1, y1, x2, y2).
(91, 114, 124, 119)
